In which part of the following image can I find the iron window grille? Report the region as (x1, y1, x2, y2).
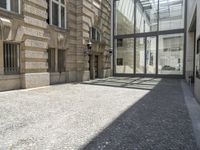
(3, 42, 20, 75)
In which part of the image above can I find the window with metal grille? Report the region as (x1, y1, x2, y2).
(58, 49, 65, 73)
(3, 42, 20, 75)
(47, 48, 56, 72)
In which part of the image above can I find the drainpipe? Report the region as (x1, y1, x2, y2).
(0, 19, 4, 75)
(111, 0, 114, 76)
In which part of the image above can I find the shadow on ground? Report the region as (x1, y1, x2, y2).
(83, 77, 163, 91)
(81, 78, 198, 150)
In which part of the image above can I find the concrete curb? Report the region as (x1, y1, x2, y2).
(182, 80, 200, 150)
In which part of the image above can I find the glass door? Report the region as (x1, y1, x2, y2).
(146, 37, 157, 74)
(135, 36, 157, 75)
(136, 37, 145, 74)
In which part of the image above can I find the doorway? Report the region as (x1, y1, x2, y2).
(135, 36, 157, 75)
(89, 54, 102, 79)
(94, 55, 99, 78)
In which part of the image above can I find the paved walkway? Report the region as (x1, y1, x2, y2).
(0, 77, 199, 150)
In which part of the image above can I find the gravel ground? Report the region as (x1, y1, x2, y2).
(0, 77, 198, 150)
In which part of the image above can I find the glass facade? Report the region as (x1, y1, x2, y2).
(114, 0, 185, 76)
(115, 0, 135, 35)
(158, 34, 184, 75)
(146, 37, 157, 74)
(136, 38, 145, 73)
(136, 0, 158, 33)
(159, 0, 185, 31)
(116, 38, 134, 74)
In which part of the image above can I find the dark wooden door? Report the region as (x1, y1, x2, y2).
(94, 55, 99, 78)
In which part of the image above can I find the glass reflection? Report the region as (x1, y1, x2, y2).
(159, 0, 185, 31)
(116, 38, 134, 74)
(136, 0, 158, 33)
(146, 37, 157, 74)
(158, 33, 184, 75)
(136, 38, 145, 73)
(115, 0, 135, 35)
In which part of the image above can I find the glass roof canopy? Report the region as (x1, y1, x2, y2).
(138, 0, 184, 22)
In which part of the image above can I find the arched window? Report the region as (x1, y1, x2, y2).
(48, 0, 66, 29)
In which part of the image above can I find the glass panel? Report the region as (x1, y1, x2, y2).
(0, 0, 6, 9)
(146, 37, 157, 74)
(91, 27, 96, 40)
(61, 6, 65, 28)
(10, 0, 19, 13)
(116, 38, 134, 74)
(159, 0, 185, 31)
(115, 0, 134, 35)
(97, 31, 100, 41)
(136, 38, 145, 73)
(158, 33, 184, 75)
(52, 2, 59, 26)
(136, 0, 158, 33)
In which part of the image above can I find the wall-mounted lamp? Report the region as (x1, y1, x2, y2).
(84, 41, 92, 56)
(106, 48, 113, 56)
(87, 41, 92, 50)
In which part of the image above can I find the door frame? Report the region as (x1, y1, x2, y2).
(135, 35, 158, 75)
(89, 53, 103, 79)
(94, 55, 99, 78)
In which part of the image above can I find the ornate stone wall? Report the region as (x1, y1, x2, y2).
(77, 0, 111, 80)
(0, 0, 111, 91)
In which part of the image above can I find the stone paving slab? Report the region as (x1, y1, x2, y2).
(0, 78, 198, 150)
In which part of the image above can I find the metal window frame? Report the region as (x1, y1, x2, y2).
(4, 0, 21, 14)
(49, 0, 67, 29)
(3, 41, 20, 75)
(112, 0, 187, 78)
(90, 27, 102, 42)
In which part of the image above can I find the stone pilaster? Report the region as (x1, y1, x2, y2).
(0, 40, 3, 75)
(21, 0, 49, 88)
(78, 0, 111, 80)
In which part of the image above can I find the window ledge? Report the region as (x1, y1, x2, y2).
(0, 8, 23, 20)
(50, 72, 66, 75)
(48, 24, 69, 33)
(0, 74, 21, 80)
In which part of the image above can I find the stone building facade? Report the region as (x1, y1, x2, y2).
(0, 0, 111, 91)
